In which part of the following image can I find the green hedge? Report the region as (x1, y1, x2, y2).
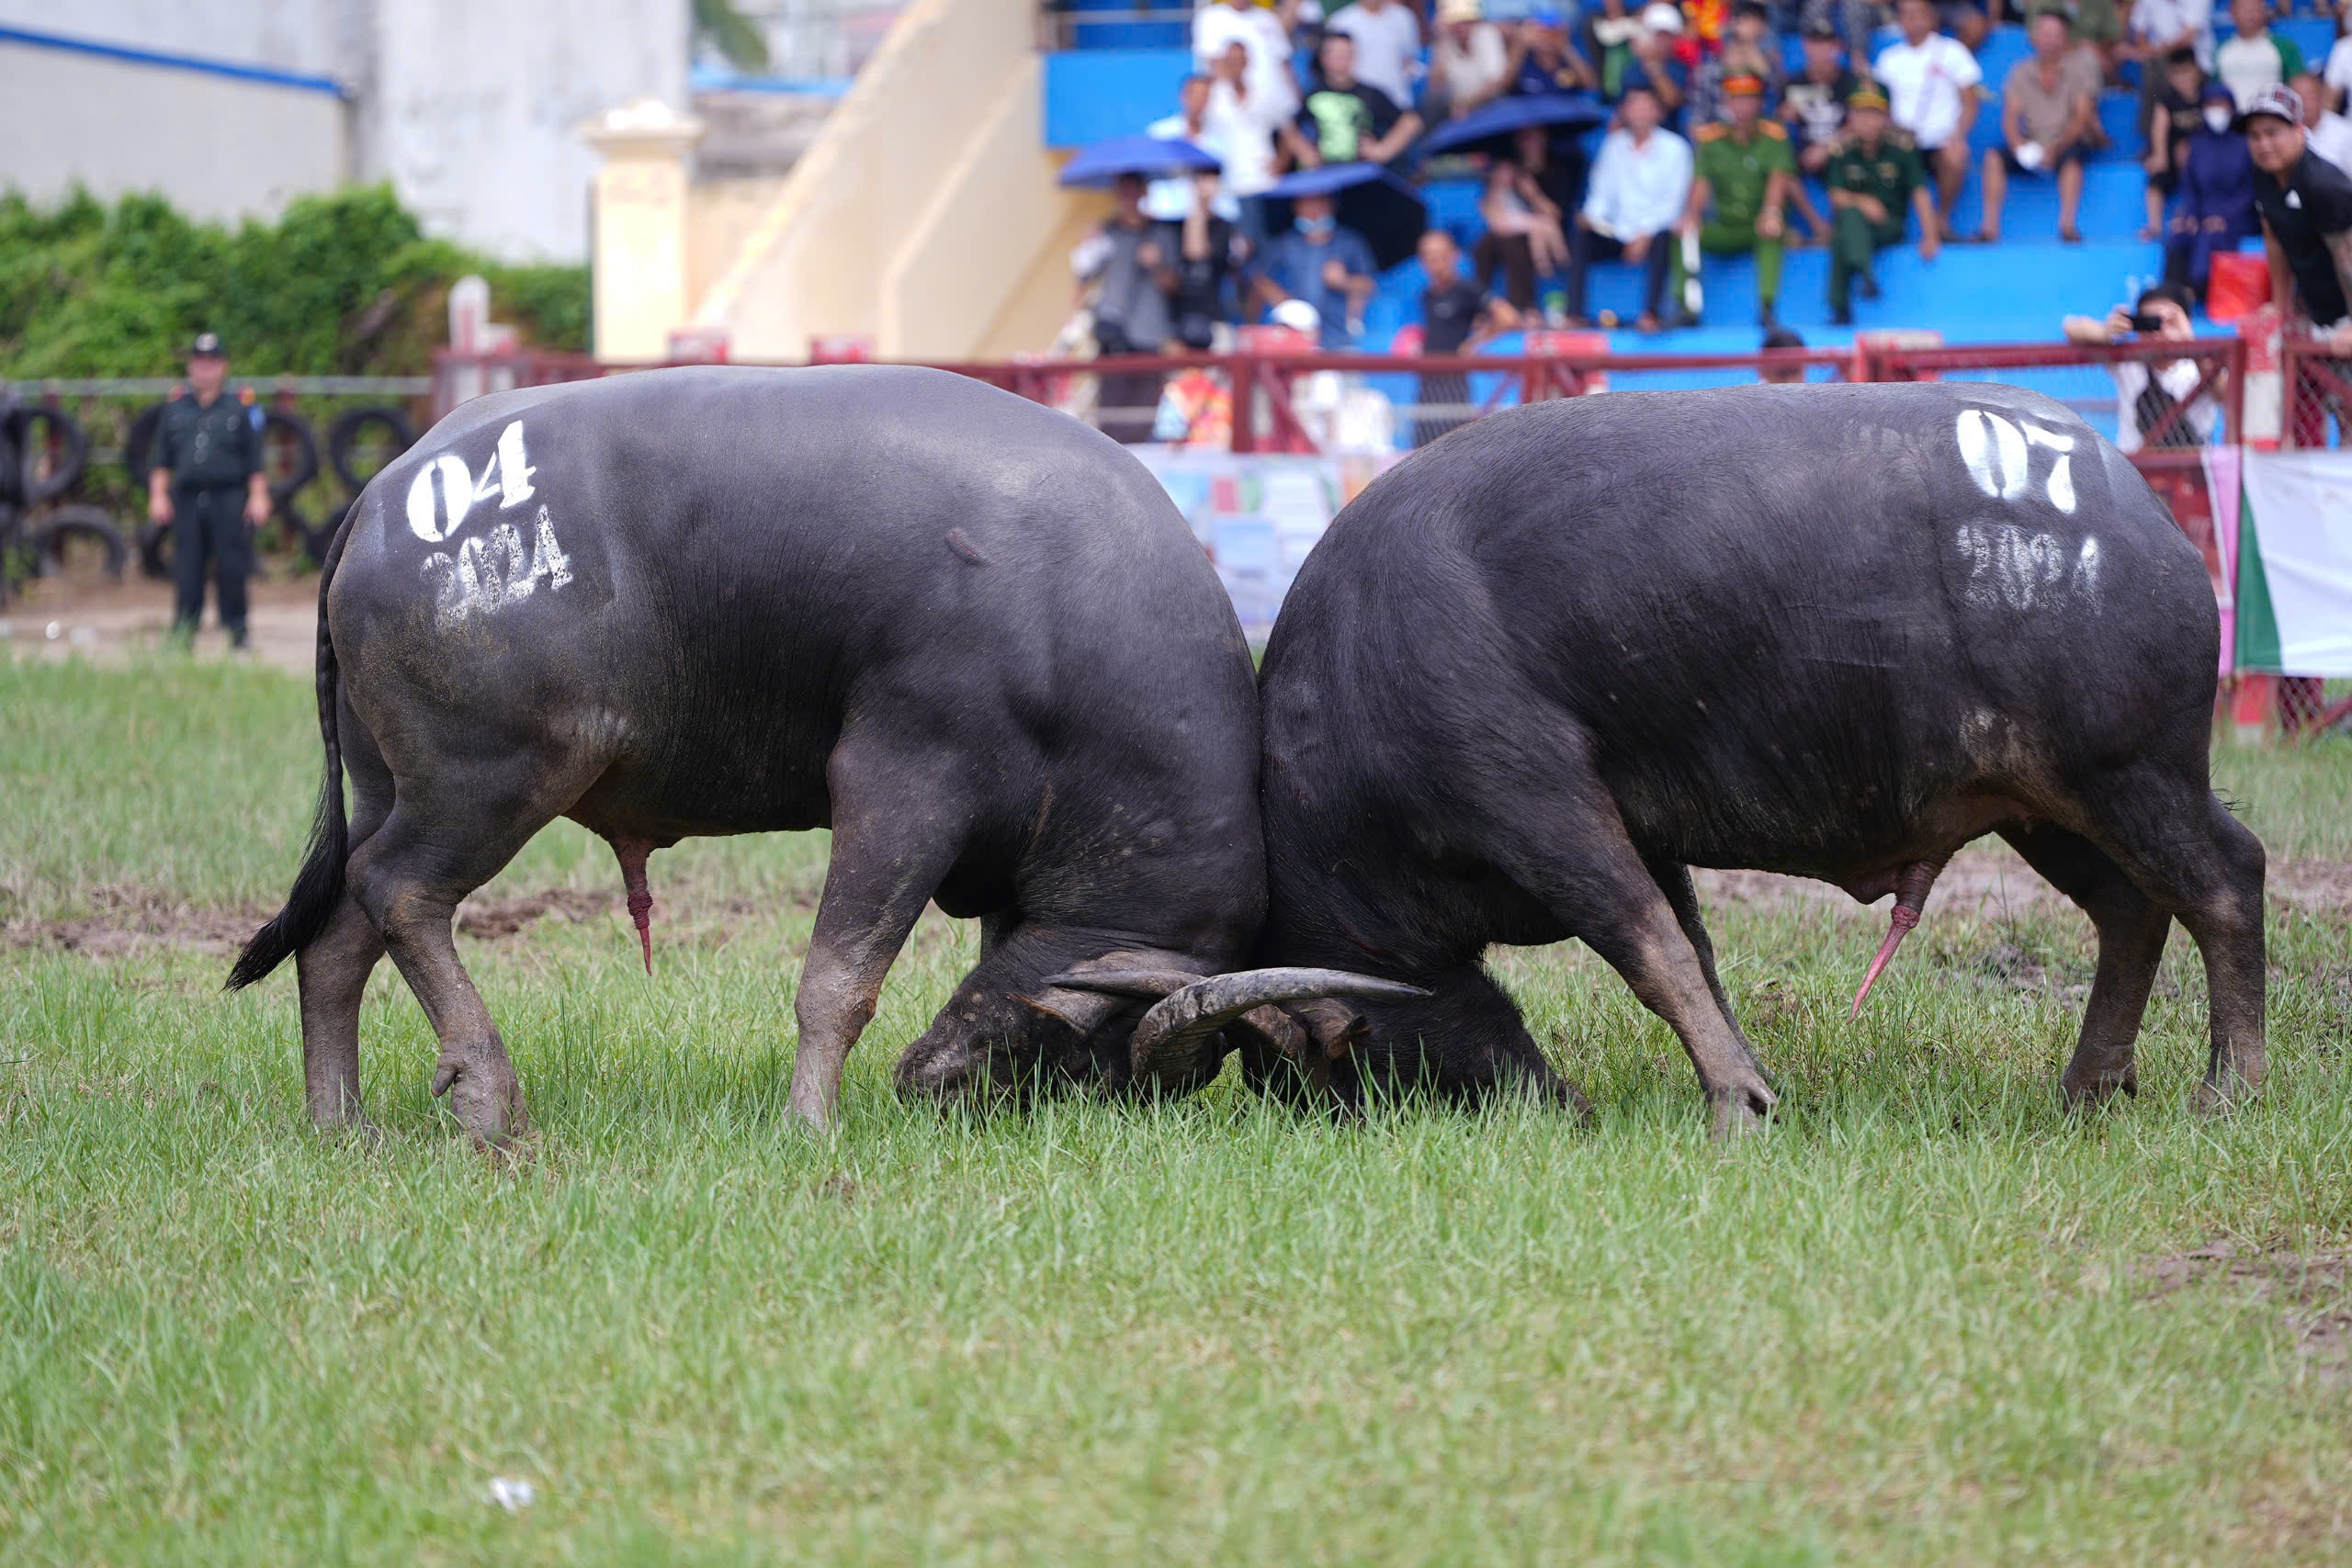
(0, 185, 588, 379)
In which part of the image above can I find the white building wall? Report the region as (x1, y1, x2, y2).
(0, 1, 689, 262)
(0, 41, 348, 225)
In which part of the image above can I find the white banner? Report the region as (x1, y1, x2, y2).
(2236, 449, 2352, 678)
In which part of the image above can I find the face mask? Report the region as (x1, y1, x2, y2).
(1300, 215, 1336, 238)
(2204, 106, 2233, 132)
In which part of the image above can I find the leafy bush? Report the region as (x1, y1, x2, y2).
(0, 186, 588, 378)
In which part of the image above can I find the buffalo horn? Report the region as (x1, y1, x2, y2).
(1131, 968, 1429, 1084)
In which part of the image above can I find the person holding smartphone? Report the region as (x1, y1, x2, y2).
(2062, 283, 2222, 451)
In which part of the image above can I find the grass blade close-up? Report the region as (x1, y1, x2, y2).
(2, 654, 2348, 1565)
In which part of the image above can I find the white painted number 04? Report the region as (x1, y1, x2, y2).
(405, 420, 538, 542)
(1955, 409, 2075, 515)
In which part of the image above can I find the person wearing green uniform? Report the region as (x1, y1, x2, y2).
(148, 333, 270, 649)
(1672, 74, 1794, 328)
(1823, 86, 1943, 325)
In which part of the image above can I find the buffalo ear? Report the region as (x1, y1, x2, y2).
(1288, 998, 1370, 1062)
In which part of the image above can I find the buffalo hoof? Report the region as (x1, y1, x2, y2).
(2190, 1071, 2260, 1119)
(314, 1111, 385, 1145)
(431, 1054, 528, 1148)
(2059, 1064, 2138, 1111)
(1708, 1089, 1773, 1142)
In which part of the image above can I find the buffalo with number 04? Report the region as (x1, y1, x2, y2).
(1249, 382, 2266, 1136)
(226, 366, 1411, 1144)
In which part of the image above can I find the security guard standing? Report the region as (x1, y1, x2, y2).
(1673, 74, 1794, 328)
(148, 333, 269, 649)
(1824, 87, 1942, 325)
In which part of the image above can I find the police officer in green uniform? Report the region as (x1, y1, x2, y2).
(148, 333, 270, 649)
(1824, 87, 1943, 325)
(1672, 74, 1794, 328)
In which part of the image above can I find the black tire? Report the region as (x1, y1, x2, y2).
(262, 494, 327, 570)
(138, 520, 173, 581)
(325, 405, 415, 491)
(20, 407, 88, 502)
(29, 505, 129, 581)
(125, 402, 167, 487)
(259, 409, 320, 506)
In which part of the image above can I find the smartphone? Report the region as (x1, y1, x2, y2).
(2128, 311, 2165, 333)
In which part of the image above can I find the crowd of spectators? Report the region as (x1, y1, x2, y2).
(1068, 0, 2352, 423)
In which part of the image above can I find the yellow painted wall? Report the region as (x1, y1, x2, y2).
(693, 0, 1101, 360)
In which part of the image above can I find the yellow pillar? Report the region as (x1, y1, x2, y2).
(580, 98, 707, 363)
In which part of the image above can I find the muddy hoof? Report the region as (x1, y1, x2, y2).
(2191, 1073, 2258, 1118)
(432, 1055, 528, 1145)
(1709, 1090, 1772, 1142)
(2059, 1065, 2138, 1111)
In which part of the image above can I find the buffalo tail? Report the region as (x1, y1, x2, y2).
(225, 518, 353, 990)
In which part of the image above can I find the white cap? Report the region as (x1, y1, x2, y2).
(1271, 299, 1322, 334)
(1640, 2, 1684, 31)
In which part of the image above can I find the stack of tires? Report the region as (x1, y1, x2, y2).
(2, 398, 118, 600)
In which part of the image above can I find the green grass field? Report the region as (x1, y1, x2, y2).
(4, 655, 2349, 1565)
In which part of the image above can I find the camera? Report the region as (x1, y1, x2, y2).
(2127, 311, 2166, 333)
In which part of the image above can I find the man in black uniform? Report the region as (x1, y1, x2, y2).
(148, 333, 269, 648)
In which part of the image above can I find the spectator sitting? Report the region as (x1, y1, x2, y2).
(1508, 10, 1600, 97)
(1283, 33, 1425, 167)
(1154, 173, 1252, 350)
(1252, 193, 1380, 347)
(1413, 229, 1519, 445)
(1565, 83, 1692, 331)
(1876, 0, 1984, 241)
(1071, 175, 1175, 442)
(2292, 70, 2352, 175)
(1194, 0, 1302, 123)
(1978, 12, 2102, 243)
(1675, 73, 1795, 327)
(1477, 125, 1588, 308)
(1426, 0, 1513, 120)
(1624, 4, 1690, 125)
(2143, 47, 2208, 239)
(1147, 76, 1243, 224)
(1329, 0, 1425, 111)
(2163, 82, 2257, 292)
(1583, 0, 1646, 102)
(2215, 0, 2303, 112)
(2061, 283, 2222, 450)
(1824, 85, 1942, 323)
(1690, 2, 1788, 130)
(2028, 0, 2124, 79)
(2126, 0, 2216, 80)
(1928, 0, 1989, 55)
(1781, 21, 1858, 240)
(1206, 42, 1288, 247)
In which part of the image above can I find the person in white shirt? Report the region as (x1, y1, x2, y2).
(2214, 0, 2299, 111)
(1194, 0, 1302, 122)
(1147, 76, 1246, 223)
(2292, 70, 2352, 175)
(1327, 0, 1424, 110)
(1204, 40, 1287, 245)
(1874, 0, 1984, 240)
(2062, 285, 2222, 452)
(2326, 23, 2351, 114)
(1565, 85, 1691, 332)
(1426, 0, 1512, 119)
(2126, 0, 2215, 73)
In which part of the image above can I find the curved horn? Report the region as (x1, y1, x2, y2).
(1131, 968, 1429, 1085)
(1041, 968, 1204, 1000)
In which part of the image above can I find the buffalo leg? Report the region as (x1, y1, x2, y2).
(787, 743, 970, 1129)
(2076, 784, 2267, 1112)
(345, 768, 576, 1145)
(294, 721, 392, 1133)
(1501, 821, 1778, 1137)
(1998, 823, 2171, 1109)
(1647, 858, 1770, 1083)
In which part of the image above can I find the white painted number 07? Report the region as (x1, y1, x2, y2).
(1955, 409, 2075, 515)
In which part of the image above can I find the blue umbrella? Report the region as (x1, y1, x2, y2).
(1416, 93, 1611, 163)
(1262, 162, 1430, 271)
(1057, 134, 1222, 189)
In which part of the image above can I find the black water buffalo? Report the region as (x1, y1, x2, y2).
(1241, 382, 2265, 1135)
(229, 365, 1407, 1142)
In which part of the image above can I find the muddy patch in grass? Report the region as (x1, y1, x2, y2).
(3, 885, 277, 958)
(2135, 1239, 2352, 1383)
(1695, 852, 2352, 918)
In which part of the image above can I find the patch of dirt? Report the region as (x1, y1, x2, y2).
(2134, 1239, 2352, 1382)
(1694, 850, 2352, 917)
(454, 889, 615, 939)
(2, 885, 276, 958)
(1, 574, 320, 673)
(1973, 941, 2092, 1005)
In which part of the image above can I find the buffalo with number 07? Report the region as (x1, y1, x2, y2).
(225, 366, 1411, 1144)
(1247, 382, 2266, 1136)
